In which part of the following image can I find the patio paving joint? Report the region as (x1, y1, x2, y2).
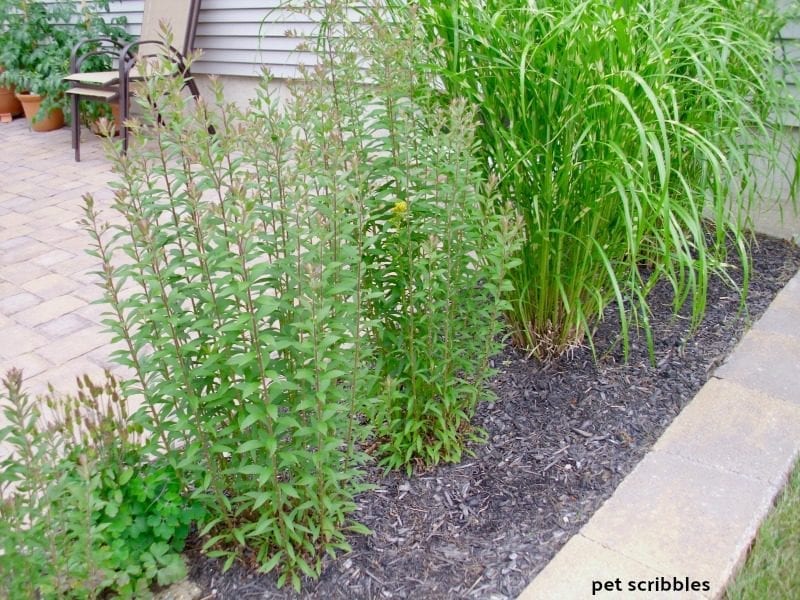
(575, 531, 672, 576)
(646, 447, 773, 485)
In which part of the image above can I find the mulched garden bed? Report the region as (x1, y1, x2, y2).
(186, 232, 800, 600)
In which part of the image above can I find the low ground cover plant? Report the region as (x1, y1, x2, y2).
(392, 0, 799, 358)
(0, 369, 197, 598)
(726, 461, 800, 599)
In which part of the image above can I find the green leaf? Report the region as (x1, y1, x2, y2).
(223, 553, 237, 572)
(279, 483, 300, 499)
(346, 521, 373, 536)
(232, 527, 246, 547)
(156, 553, 186, 586)
(149, 541, 170, 561)
(259, 550, 284, 574)
(118, 467, 134, 486)
(239, 411, 261, 431)
(250, 491, 272, 510)
(236, 439, 263, 453)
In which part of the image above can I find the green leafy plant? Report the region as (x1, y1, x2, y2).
(0, 1, 76, 119)
(48, 374, 196, 597)
(86, 458, 200, 596)
(0, 368, 106, 599)
(0, 0, 128, 122)
(82, 71, 376, 589)
(336, 8, 521, 471)
(0, 369, 198, 598)
(80, 1, 517, 588)
(389, 0, 800, 359)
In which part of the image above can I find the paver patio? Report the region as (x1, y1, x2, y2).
(0, 118, 121, 399)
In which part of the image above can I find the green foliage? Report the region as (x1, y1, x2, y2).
(0, 0, 128, 122)
(56, 450, 195, 597)
(82, 66, 375, 589)
(390, 0, 799, 359)
(342, 9, 521, 471)
(85, 454, 200, 597)
(80, 0, 516, 587)
(0, 0, 75, 111)
(0, 369, 197, 599)
(0, 369, 110, 599)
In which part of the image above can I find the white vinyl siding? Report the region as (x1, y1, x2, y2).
(775, 1, 800, 126)
(100, 0, 143, 31)
(778, 19, 800, 86)
(97, 0, 315, 78)
(195, 2, 318, 78)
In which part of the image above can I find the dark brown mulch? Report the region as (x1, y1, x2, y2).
(186, 233, 800, 600)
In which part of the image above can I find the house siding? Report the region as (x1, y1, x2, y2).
(94, 0, 314, 78)
(778, 19, 800, 87)
(195, 1, 320, 78)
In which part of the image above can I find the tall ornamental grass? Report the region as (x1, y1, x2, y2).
(393, 0, 799, 358)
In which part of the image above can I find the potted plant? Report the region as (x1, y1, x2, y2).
(12, 39, 70, 132)
(0, 66, 23, 118)
(0, 1, 127, 132)
(0, 0, 22, 117)
(0, 1, 75, 131)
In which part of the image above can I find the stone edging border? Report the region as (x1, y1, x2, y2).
(518, 271, 800, 600)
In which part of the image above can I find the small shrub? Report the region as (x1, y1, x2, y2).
(82, 1, 517, 587)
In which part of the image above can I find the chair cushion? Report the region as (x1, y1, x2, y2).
(63, 65, 146, 86)
(63, 71, 121, 85)
(64, 86, 120, 100)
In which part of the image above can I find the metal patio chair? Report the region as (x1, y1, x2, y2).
(64, 0, 203, 161)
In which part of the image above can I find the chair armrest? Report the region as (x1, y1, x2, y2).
(70, 37, 128, 74)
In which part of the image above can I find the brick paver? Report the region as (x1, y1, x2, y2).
(0, 118, 117, 398)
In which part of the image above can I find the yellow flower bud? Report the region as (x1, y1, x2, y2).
(391, 200, 408, 217)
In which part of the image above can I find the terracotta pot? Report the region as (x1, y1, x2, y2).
(0, 86, 23, 117)
(15, 93, 65, 132)
(0, 67, 23, 117)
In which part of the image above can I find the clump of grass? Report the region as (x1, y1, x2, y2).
(391, 0, 798, 359)
(726, 461, 800, 600)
